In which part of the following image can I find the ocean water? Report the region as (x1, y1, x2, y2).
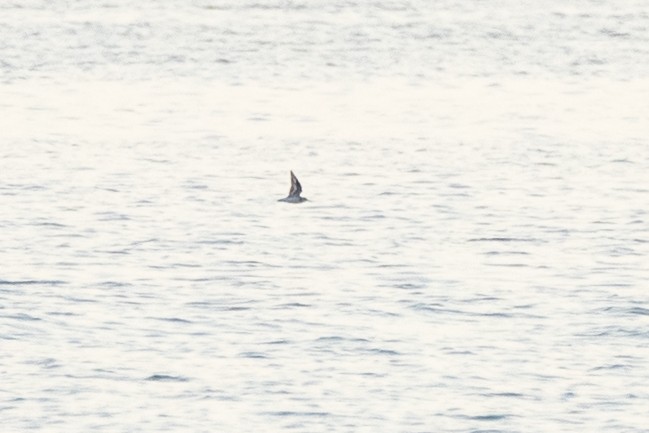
(2, 1, 649, 432)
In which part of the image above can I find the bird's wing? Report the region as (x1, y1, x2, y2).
(289, 171, 302, 196)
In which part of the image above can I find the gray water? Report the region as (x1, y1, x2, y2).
(2, 1, 649, 432)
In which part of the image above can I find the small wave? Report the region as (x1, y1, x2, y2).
(239, 352, 268, 359)
(26, 358, 59, 368)
(629, 307, 649, 316)
(315, 335, 343, 342)
(470, 430, 506, 433)
(410, 303, 463, 315)
(197, 239, 244, 245)
(486, 263, 527, 268)
(95, 212, 130, 221)
(263, 339, 290, 345)
(468, 237, 538, 243)
(31, 221, 68, 228)
(483, 250, 530, 255)
(395, 282, 427, 290)
(596, 306, 649, 316)
(412, 303, 512, 319)
(153, 317, 192, 324)
(466, 414, 509, 421)
(0, 279, 66, 286)
(266, 411, 330, 417)
(98, 281, 131, 288)
(145, 374, 189, 382)
(274, 302, 311, 309)
(5, 313, 41, 321)
(129, 238, 159, 246)
(475, 312, 512, 318)
(223, 306, 251, 312)
(578, 327, 648, 338)
(485, 392, 526, 398)
(590, 364, 629, 371)
(367, 348, 400, 356)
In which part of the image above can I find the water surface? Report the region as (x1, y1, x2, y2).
(2, 1, 649, 432)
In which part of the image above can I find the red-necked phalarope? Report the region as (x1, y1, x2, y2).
(278, 171, 308, 203)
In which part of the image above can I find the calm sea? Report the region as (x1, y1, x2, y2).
(2, 1, 648, 432)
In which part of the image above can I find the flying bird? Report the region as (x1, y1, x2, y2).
(278, 171, 308, 203)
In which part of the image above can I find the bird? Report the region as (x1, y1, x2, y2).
(278, 171, 308, 203)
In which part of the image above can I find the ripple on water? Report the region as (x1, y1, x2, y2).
(0, 280, 66, 286)
(145, 375, 189, 382)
